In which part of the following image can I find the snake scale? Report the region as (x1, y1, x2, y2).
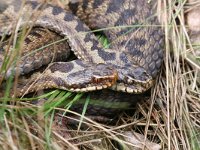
(0, 0, 164, 115)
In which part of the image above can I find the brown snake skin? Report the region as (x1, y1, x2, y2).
(0, 0, 164, 113)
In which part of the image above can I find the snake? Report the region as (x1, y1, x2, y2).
(0, 0, 164, 114)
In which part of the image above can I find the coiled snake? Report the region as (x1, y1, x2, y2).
(0, 0, 164, 115)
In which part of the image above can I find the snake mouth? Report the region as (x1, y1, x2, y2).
(111, 80, 154, 94)
(111, 74, 154, 94)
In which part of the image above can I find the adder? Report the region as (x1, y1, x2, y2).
(0, 0, 164, 114)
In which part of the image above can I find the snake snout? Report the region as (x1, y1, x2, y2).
(117, 65, 152, 86)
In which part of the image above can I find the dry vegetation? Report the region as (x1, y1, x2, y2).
(0, 0, 199, 150)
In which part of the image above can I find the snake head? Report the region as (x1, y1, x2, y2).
(111, 64, 154, 93)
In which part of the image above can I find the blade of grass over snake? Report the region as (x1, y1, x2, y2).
(78, 95, 90, 131)
(62, 93, 84, 117)
(44, 91, 72, 116)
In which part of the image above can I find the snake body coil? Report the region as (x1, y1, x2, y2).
(0, 0, 164, 111)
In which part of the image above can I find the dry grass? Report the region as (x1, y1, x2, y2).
(0, 0, 199, 149)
